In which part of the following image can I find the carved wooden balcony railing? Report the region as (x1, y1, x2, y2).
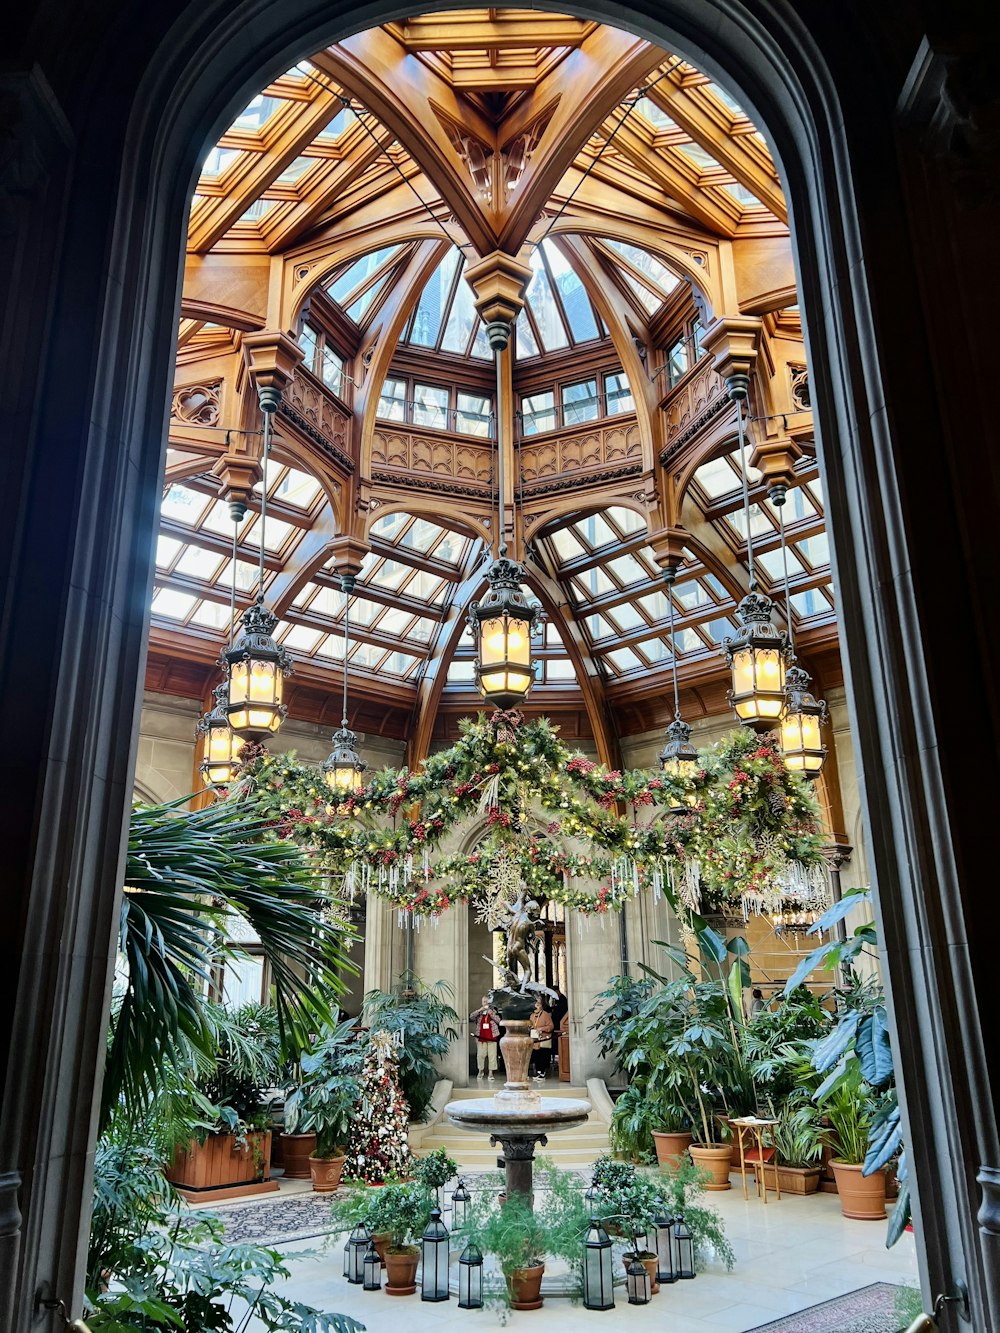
(280, 364, 353, 472)
(371, 423, 493, 498)
(658, 356, 730, 468)
(519, 414, 643, 497)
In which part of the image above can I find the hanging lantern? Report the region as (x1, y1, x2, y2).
(467, 556, 541, 708)
(654, 1211, 676, 1285)
(362, 1241, 382, 1291)
(626, 1255, 651, 1305)
(581, 1218, 615, 1311)
(658, 716, 699, 780)
(222, 597, 291, 738)
(322, 724, 368, 793)
(420, 1205, 450, 1302)
(346, 1223, 370, 1284)
(723, 591, 787, 730)
(451, 1178, 471, 1230)
(196, 682, 244, 788)
(458, 1241, 484, 1309)
(673, 1216, 695, 1279)
(780, 664, 828, 777)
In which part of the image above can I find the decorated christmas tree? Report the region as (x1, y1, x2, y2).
(345, 1030, 412, 1184)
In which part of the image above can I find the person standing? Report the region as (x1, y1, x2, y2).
(530, 997, 554, 1081)
(470, 995, 501, 1080)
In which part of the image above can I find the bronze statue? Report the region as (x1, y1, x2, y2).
(498, 887, 541, 990)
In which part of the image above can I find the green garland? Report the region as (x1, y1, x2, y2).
(230, 712, 826, 921)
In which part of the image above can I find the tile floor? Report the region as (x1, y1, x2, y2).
(244, 1179, 918, 1332)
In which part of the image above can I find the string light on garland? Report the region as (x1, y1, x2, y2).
(769, 481, 828, 778)
(658, 565, 699, 781)
(322, 573, 368, 792)
(467, 316, 541, 708)
(222, 401, 291, 738)
(722, 393, 788, 730)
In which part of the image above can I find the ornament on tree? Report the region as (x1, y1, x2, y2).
(345, 1029, 412, 1184)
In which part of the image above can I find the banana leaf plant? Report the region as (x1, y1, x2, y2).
(783, 889, 909, 1246)
(105, 798, 357, 1131)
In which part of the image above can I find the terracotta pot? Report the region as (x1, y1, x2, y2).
(384, 1246, 419, 1295)
(623, 1252, 659, 1295)
(689, 1142, 732, 1190)
(830, 1160, 887, 1220)
(307, 1152, 346, 1193)
(509, 1262, 545, 1311)
(371, 1231, 391, 1264)
(775, 1164, 822, 1195)
(653, 1130, 693, 1171)
(278, 1132, 316, 1179)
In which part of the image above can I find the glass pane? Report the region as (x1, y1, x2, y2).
(350, 598, 382, 627)
(606, 553, 647, 585)
(409, 248, 460, 347)
(274, 468, 321, 509)
(791, 587, 830, 617)
(674, 626, 703, 654)
(607, 505, 645, 536)
(620, 271, 661, 314)
(700, 616, 738, 643)
(728, 503, 774, 540)
(757, 546, 805, 580)
(721, 181, 762, 207)
(280, 624, 323, 652)
(542, 240, 599, 342)
(521, 390, 555, 437)
(605, 601, 645, 631)
(275, 155, 314, 185)
(221, 955, 264, 1008)
(635, 637, 672, 663)
(201, 146, 241, 178)
(370, 511, 409, 543)
(515, 310, 540, 359)
(575, 513, 615, 548)
(447, 659, 475, 683)
(151, 588, 196, 620)
(676, 141, 719, 170)
(258, 515, 294, 553)
(550, 528, 585, 561)
(637, 590, 669, 621)
(606, 647, 641, 672)
(572, 566, 614, 600)
(546, 658, 576, 680)
(525, 254, 569, 351)
(413, 383, 449, 430)
(456, 391, 492, 436)
(299, 323, 320, 373)
(584, 614, 614, 640)
(401, 518, 443, 552)
(327, 245, 400, 305)
(561, 379, 599, 426)
(407, 570, 446, 602)
(232, 94, 286, 133)
(604, 239, 680, 296)
(316, 107, 356, 140)
(605, 372, 634, 415)
(673, 579, 714, 610)
(441, 264, 479, 354)
(666, 337, 688, 387)
(321, 346, 344, 395)
(432, 531, 467, 564)
(189, 601, 233, 630)
(161, 484, 210, 526)
(314, 633, 345, 660)
(377, 377, 407, 421)
(175, 545, 224, 581)
(155, 535, 182, 567)
(634, 96, 675, 130)
(796, 532, 830, 568)
(381, 651, 418, 676)
(366, 558, 409, 591)
(694, 456, 738, 499)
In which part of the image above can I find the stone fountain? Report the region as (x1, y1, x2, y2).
(445, 889, 591, 1203)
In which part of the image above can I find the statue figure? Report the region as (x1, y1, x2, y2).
(498, 887, 542, 990)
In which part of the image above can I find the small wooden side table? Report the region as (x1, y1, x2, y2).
(729, 1117, 781, 1203)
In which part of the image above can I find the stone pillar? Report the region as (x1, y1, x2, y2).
(411, 904, 468, 1088)
(565, 911, 620, 1083)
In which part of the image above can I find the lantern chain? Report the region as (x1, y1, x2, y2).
(257, 409, 272, 596)
(735, 397, 757, 592)
(495, 336, 506, 558)
(665, 567, 682, 721)
(341, 575, 352, 729)
(772, 483, 797, 660)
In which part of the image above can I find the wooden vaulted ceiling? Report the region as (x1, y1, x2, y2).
(161, 8, 836, 761)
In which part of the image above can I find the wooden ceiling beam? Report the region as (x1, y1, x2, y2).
(390, 17, 595, 51)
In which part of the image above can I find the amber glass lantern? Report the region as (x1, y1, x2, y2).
(780, 664, 828, 777)
(658, 717, 699, 780)
(322, 724, 367, 793)
(197, 682, 244, 788)
(222, 597, 291, 738)
(468, 556, 540, 708)
(723, 591, 787, 730)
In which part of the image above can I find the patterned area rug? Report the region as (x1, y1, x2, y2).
(746, 1283, 906, 1332)
(194, 1194, 339, 1246)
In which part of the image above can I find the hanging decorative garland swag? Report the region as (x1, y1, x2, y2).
(233, 712, 826, 922)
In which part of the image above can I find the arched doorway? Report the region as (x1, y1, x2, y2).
(3, 2, 997, 1328)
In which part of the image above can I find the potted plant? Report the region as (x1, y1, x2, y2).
(283, 1018, 361, 1193)
(359, 1181, 431, 1294)
(413, 1147, 457, 1203)
(656, 1157, 736, 1272)
(817, 1061, 886, 1219)
(591, 1158, 663, 1293)
(361, 973, 460, 1122)
(770, 1104, 824, 1195)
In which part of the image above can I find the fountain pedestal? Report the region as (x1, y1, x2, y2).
(445, 989, 590, 1204)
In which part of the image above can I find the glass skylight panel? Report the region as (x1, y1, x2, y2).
(727, 502, 774, 540)
(156, 536, 182, 567)
(400, 518, 444, 552)
(603, 239, 679, 295)
(201, 146, 241, 178)
(608, 505, 645, 536)
(314, 633, 346, 660)
(278, 624, 322, 652)
(521, 390, 555, 436)
(349, 598, 382, 627)
(673, 626, 703, 654)
(370, 511, 408, 542)
(703, 573, 728, 598)
(469, 321, 493, 360)
(694, 456, 739, 499)
(637, 590, 669, 621)
(707, 81, 744, 114)
(806, 477, 824, 508)
(406, 570, 446, 603)
(796, 532, 830, 568)
(606, 647, 641, 672)
(275, 155, 314, 185)
(346, 279, 388, 323)
(237, 199, 277, 224)
(543, 240, 599, 342)
(405, 617, 434, 643)
(575, 513, 615, 548)
(546, 658, 576, 681)
(604, 601, 645, 632)
(350, 643, 384, 669)
(408, 248, 459, 347)
(757, 546, 805, 581)
(299, 323, 320, 367)
(676, 141, 719, 171)
(636, 637, 672, 663)
(316, 106, 356, 140)
(327, 246, 400, 305)
(620, 272, 661, 315)
(791, 587, 830, 617)
(721, 181, 762, 207)
(382, 651, 418, 676)
(605, 373, 635, 416)
(447, 659, 475, 683)
(673, 579, 714, 610)
(174, 546, 225, 581)
(572, 566, 614, 600)
(321, 346, 344, 395)
(440, 266, 478, 354)
(292, 581, 318, 608)
(550, 528, 586, 561)
(584, 613, 615, 640)
(275, 468, 321, 509)
(189, 601, 233, 630)
(562, 379, 599, 426)
(259, 515, 295, 553)
(232, 94, 287, 133)
(413, 383, 449, 430)
(767, 486, 816, 522)
(634, 96, 676, 130)
(456, 391, 491, 437)
(545, 624, 564, 647)
(161, 484, 210, 526)
(202, 499, 245, 537)
(515, 311, 540, 359)
(151, 589, 196, 620)
(308, 585, 342, 617)
(366, 558, 409, 591)
(218, 558, 264, 593)
(432, 531, 467, 565)
(606, 553, 647, 585)
(701, 616, 738, 643)
(524, 255, 569, 351)
(377, 377, 407, 421)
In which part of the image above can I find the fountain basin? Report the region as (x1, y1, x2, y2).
(444, 1096, 591, 1137)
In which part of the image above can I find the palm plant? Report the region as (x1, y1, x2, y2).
(105, 797, 356, 1130)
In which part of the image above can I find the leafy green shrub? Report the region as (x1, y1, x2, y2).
(284, 1016, 361, 1157)
(656, 1157, 735, 1271)
(413, 1147, 457, 1192)
(361, 973, 459, 1121)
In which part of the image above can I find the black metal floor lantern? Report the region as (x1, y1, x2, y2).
(346, 1223, 370, 1284)
(362, 1241, 382, 1291)
(420, 1205, 450, 1302)
(626, 1255, 651, 1305)
(673, 1216, 695, 1279)
(654, 1210, 677, 1284)
(458, 1241, 484, 1309)
(451, 1178, 471, 1230)
(582, 1218, 615, 1310)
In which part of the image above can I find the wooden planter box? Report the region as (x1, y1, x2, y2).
(166, 1131, 279, 1203)
(774, 1164, 822, 1195)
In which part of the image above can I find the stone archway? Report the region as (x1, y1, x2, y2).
(3, 2, 998, 1328)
